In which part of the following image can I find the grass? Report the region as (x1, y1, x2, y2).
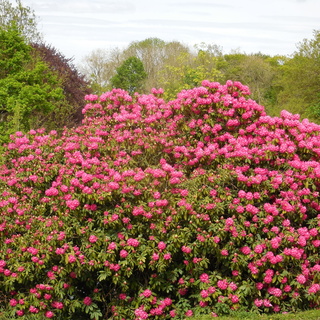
(191, 309, 320, 320)
(1, 308, 320, 319)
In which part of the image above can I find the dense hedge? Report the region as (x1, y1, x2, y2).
(0, 80, 320, 319)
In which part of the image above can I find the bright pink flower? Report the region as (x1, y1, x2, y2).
(127, 238, 140, 247)
(254, 299, 263, 307)
(141, 289, 152, 298)
(66, 199, 80, 210)
(241, 246, 251, 255)
(229, 282, 238, 291)
(45, 311, 54, 318)
(163, 253, 171, 260)
(296, 274, 307, 284)
(45, 187, 59, 197)
(9, 299, 18, 306)
(263, 299, 272, 307)
(221, 249, 229, 256)
(200, 289, 209, 298)
(152, 253, 159, 261)
(134, 308, 149, 319)
(83, 297, 92, 306)
(199, 273, 210, 283)
(308, 284, 320, 294)
(89, 235, 98, 243)
(120, 249, 128, 258)
(185, 309, 193, 317)
(29, 305, 39, 313)
(51, 301, 64, 309)
(107, 242, 117, 250)
(217, 279, 228, 290)
(181, 246, 192, 254)
(254, 244, 264, 254)
(68, 255, 76, 263)
(158, 241, 166, 250)
(225, 217, 234, 226)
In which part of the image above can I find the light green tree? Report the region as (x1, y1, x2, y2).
(0, 0, 41, 42)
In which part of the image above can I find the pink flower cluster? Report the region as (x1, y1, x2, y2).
(1, 81, 320, 318)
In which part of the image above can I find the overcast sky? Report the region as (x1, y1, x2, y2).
(21, 0, 320, 64)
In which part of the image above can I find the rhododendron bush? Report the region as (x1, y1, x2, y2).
(1, 80, 320, 319)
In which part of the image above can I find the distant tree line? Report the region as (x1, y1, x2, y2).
(80, 32, 320, 123)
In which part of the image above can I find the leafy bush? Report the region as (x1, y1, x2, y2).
(0, 80, 320, 319)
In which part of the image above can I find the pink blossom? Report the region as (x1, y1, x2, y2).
(296, 274, 307, 284)
(107, 242, 117, 250)
(9, 299, 18, 306)
(120, 249, 128, 258)
(254, 299, 263, 307)
(51, 301, 64, 309)
(163, 253, 171, 260)
(200, 289, 209, 298)
(158, 241, 166, 250)
(217, 279, 228, 290)
(29, 306, 39, 313)
(45, 187, 59, 196)
(127, 238, 140, 247)
(199, 273, 210, 283)
(254, 244, 264, 254)
(83, 296, 92, 306)
(225, 217, 234, 226)
(308, 283, 320, 294)
(185, 309, 193, 317)
(68, 255, 76, 263)
(66, 199, 80, 210)
(89, 235, 98, 243)
(230, 294, 239, 303)
(135, 308, 149, 319)
(141, 289, 152, 298)
(45, 311, 55, 318)
(241, 246, 251, 255)
(221, 249, 229, 256)
(181, 246, 192, 254)
(229, 282, 238, 291)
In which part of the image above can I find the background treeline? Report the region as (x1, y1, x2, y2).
(80, 32, 320, 123)
(0, 0, 320, 146)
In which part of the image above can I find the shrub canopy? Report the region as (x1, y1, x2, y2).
(0, 80, 320, 319)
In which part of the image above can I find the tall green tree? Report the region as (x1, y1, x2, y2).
(110, 56, 147, 94)
(0, 23, 64, 144)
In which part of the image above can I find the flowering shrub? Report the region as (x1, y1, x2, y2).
(0, 80, 320, 319)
